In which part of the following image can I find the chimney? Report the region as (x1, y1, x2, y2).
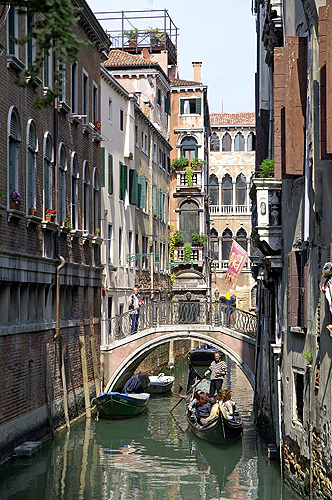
(192, 61, 202, 83)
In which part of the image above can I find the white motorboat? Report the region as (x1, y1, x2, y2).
(146, 373, 175, 394)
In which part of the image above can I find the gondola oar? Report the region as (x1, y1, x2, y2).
(169, 377, 203, 414)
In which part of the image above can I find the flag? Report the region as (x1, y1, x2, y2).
(225, 239, 248, 290)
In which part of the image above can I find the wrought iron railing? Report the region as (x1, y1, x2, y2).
(107, 300, 257, 343)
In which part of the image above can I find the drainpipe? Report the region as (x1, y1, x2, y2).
(304, 31, 311, 242)
(54, 256, 65, 341)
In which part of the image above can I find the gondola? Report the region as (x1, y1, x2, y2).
(93, 391, 150, 419)
(146, 373, 175, 394)
(185, 365, 243, 445)
(188, 346, 219, 365)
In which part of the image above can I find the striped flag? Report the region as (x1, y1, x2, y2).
(225, 239, 248, 290)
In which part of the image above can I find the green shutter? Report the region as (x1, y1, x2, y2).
(101, 147, 105, 187)
(180, 99, 184, 115)
(120, 163, 127, 201)
(108, 154, 113, 194)
(137, 175, 145, 209)
(129, 169, 137, 205)
(153, 185, 158, 217)
(196, 98, 201, 115)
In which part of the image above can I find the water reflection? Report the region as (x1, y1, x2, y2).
(0, 362, 300, 500)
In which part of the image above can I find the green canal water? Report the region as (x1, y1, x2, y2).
(0, 361, 301, 500)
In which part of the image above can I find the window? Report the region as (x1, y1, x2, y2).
(83, 161, 90, 231)
(108, 154, 113, 195)
(92, 82, 98, 124)
(247, 132, 256, 151)
(119, 227, 123, 265)
(164, 94, 171, 115)
(153, 142, 157, 163)
(129, 231, 133, 266)
(8, 5, 17, 55)
(222, 228, 233, 261)
(43, 134, 53, 212)
(82, 70, 89, 124)
(180, 98, 201, 115)
(137, 175, 146, 209)
(159, 148, 162, 167)
(294, 371, 304, 424)
(157, 87, 162, 106)
(179, 200, 199, 243)
(152, 185, 159, 217)
(109, 98, 113, 123)
(222, 133, 231, 152)
(181, 136, 197, 164)
(58, 63, 65, 103)
(93, 169, 99, 232)
(162, 151, 166, 170)
(108, 296, 113, 321)
(71, 62, 78, 114)
(222, 174, 233, 206)
(236, 173, 247, 206)
(141, 131, 148, 154)
(120, 108, 124, 132)
(8, 107, 21, 195)
(58, 144, 66, 223)
(145, 179, 148, 211)
(119, 163, 127, 201)
(27, 120, 37, 212)
(100, 147, 105, 188)
(108, 224, 113, 263)
(236, 228, 247, 252)
(27, 15, 36, 68)
(209, 174, 219, 205)
(135, 233, 139, 269)
(160, 191, 165, 221)
(210, 133, 220, 152)
(135, 124, 138, 146)
(210, 228, 219, 261)
(129, 169, 137, 205)
(142, 235, 148, 269)
(288, 250, 308, 329)
(71, 153, 78, 228)
(44, 50, 52, 88)
(234, 132, 244, 151)
(154, 240, 158, 271)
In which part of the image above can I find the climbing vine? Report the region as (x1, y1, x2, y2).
(11, 0, 88, 108)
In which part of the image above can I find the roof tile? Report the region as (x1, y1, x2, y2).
(210, 112, 255, 126)
(170, 77, 202, 87)
(102, 49, 157, 67)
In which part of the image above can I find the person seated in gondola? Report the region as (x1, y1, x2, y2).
(195, 392, 212, 423)
(200, 397, 220, 425)
(222, 389, 236, 419)
(121, 372, 149, 394)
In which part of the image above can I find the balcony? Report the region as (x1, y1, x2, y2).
(212, 259, 250, 271)
(250, 178, 282, 264)
(174, 245, 204, 264)
(209, 204, 250, 215)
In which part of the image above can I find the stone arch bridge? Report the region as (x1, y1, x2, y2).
(101, 301, 257, 393)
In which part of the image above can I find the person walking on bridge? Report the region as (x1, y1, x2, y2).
(129, 287, 142, 334)
(204, 351, 227, 397)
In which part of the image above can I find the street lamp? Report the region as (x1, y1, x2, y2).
(214, 289, 220, 300)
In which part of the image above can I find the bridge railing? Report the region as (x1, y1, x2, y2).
(107, 301, 257, 343)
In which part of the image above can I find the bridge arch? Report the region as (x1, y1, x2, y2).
(103, 325, 255, 393)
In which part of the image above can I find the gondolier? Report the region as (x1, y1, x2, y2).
(204, 352, 227, 397)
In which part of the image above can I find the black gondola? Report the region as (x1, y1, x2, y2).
(185, 364, 243, 445)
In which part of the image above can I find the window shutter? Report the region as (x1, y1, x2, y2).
(44, 51, 49, 87)
(101, 147, 105, 187)
(288, 251, 307, 329)
(28, 150, 33, 208)
(196, 98, 201, 115)
(108, 154, 113, 194)
(137, 175, 145, 208)
(153, 185, 158, 216)
(157, 88, 161, 105)
(8, 6, 15, 55)
(180, 99, 184, 115)
(129, 169, 137, 205)
(165, 97, 171, 114)
(10, 114, 16, 138)
(120, 163, 127, 201)
(27, 16, 33, 68)
(9, 140, 16, 192)
(44, 159, 50, 208)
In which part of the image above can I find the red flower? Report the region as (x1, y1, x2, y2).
(94, 121, 101, 131)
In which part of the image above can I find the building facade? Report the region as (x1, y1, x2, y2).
(209, 113, 256, 311)
(0, 1, 110, 460)
(253, 1, 332, 498)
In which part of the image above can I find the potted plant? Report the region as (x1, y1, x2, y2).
(94, 228, 100, 237)
(185, 164, 193, 187)
(124, 28, 139, 47)
(10, 191, 23, 210)
(147, 28, 166, 47)
(94, 121, 101, 133)
(192, 232, 208, 245)
(28, 205, 37, 216)
(174, 230, 183, 246)
(45, 208, 57, 221)
(191, 157, 206, 170)
(171, 156, 188, 171)
(184, 242, 192, 262)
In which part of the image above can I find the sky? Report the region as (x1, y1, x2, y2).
(87, 0, 256, 114)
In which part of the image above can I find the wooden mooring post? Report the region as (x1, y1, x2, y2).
(79, 335, 91, 418)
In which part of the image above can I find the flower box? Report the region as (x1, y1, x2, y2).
(10, 201, 21, 210)
(45, 214, 56, 221)
(28, 209, 37, 216)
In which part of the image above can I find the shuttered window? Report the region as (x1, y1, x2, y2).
(288, 250, 308, 329)
(119, 163, 127, 201)
(165, 96, 171, 115)
(137, 175, 146, 209)
(58, 145, 66, 222)
(8, 6, 15, 55)
(129, 169, 137, 205)
(157, 87, 162, 105)
(152, 185, 158, 217)
(108, 154, 113, 195)
(100, 147, 105, 187)
(180, 98, 201, 115)
(27, 16, 33, 68)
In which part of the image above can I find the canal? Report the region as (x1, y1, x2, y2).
(0, 360, 301, 500)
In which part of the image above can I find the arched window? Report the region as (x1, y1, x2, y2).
(209, 173, 219, 205)
(8, 107, 21, 196)
(210, 132, 220, 152)
(210, 228, 219, 261)
(236, 173, 246, 207)
(222, 228, 233, 261)
(71, 153, 79, 229)
(222, 133, 231, 152)
(27, 120, 37, 211)
(181, 136, 197, 164)
(221, 174, 232, 206)
(236, 227, 247, 252)
(179, 199, 199, 243)
(234, 132, 244, 151)
(43, 134, 53, 212)
(93, 168, 99, 232)
(83, 161, 90, 231)
(247, 132, 256, 151)
(58, 144, 66, 223)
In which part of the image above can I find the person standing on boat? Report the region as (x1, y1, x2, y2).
(204, 352, 227, 397)
(129, 287, 142, 334)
